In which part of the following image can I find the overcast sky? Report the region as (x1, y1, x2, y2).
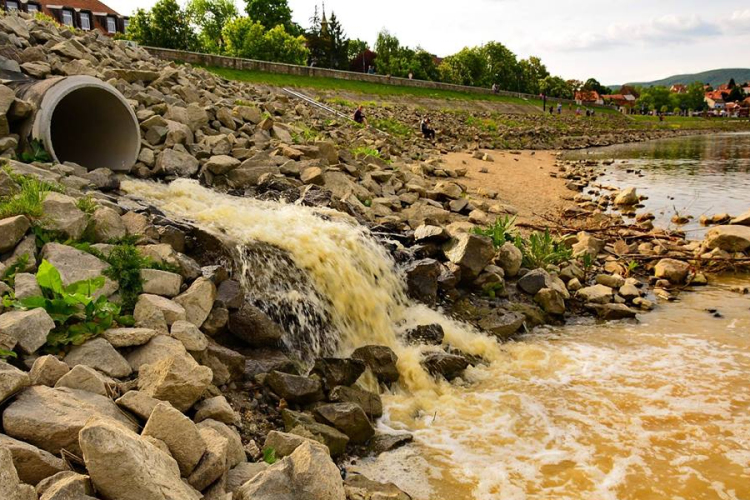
(107, 0, 750, 85)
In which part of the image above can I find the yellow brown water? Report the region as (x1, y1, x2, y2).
(122, 179, 750, 500)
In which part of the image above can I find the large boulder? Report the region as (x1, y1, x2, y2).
(41, 243, 118, 297)
(173, 277, 216, 327)
(478, 311, 525, 340)
(266, 371, 324, 405)
(90, 207, 127, 243)
(0, 447, 36, 500)
(2, 386, 138, 455)
(576, 284, 613, 304)
(63, 338, 132, 378)
(614, 186, 639, 205)
(311, 358, 366, 390)
(0, 308, 54, 354)
(154, 148, 200, 177)
(351, 345, 399, 384)
(236, 441, 346, 500)
(137, 354, 213, 412)
(0, 215, 30, 253)
(228, 303, 284, 346)
(0, 433, 65, 485)
(39, 193, 88, 240)
(142, 403, 206, 476)
(704, 225, 750, 252)
(421, 351, 470, 380)
(79, 418, 202, 500)
(654, 259, 691, 285)
(314, 403, 375, 443)
(403, 258, 441, 304)
(495, 242, 523, 277)
(328, 386, 383, 419)
(442, 233, 495, 280)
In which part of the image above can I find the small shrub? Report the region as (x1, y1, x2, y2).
(325, 97, 356, 108)
(263, 447, 277, 465)
(0, 167, 64, 219)
(371, 118, 412, 138)
(514, 229, 572, 269)
(351, 146, 381, 159)
(0, 349, 17, 360)
(20, 139, 52, 163)
(76, 195, 98, 215)
(2, 260, 126, 351)
(103, 244, 152, 313)
(471, 216, 517, 248)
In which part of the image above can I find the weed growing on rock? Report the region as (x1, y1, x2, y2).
(1, 254, 30, 288)
(514, 229, 572, 269)
(263, 447, 277, 464)
(351, 146, 382, 159)
(471, 216, 517, 248)
(0, 349, 17, 359)
(2, 260, 126, 351)
(371, 118, 413, 138)
(19, 139, 52, 163)
(75, 195, 98, 215)
(0, 167, 65, 219)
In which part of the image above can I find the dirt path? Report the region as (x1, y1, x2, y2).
(444, 150, 575, 226)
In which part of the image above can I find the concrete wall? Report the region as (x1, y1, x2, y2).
(144, 47, 597, 108)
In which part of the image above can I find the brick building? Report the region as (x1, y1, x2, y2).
(1, 0, 128, 35)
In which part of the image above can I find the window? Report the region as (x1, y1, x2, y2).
(6, 1, 19, 10)
(123, 19, 129, 32)
(26, 4, 38, 13)
(61, 9, 73, 26)
(106, 17, 116, 33)
(80, 12, 91, 30)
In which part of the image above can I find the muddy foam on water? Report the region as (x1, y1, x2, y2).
(123, 179, 750, 500)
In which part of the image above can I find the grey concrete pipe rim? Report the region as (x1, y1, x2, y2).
(32, 75, 141, 172)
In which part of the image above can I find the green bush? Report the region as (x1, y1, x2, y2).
(471, 215, 516, 248)
(371, 118, 413, 138)
(514, 229, 572, 269)
(2, 260, 127, 351)
(75, 195, 98, 215)
(20, 139, 52, 163)
(351, 146, 382, 158)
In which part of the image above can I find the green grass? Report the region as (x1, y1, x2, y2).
(351, 146, 382, 159)
(371, 117, 413, 138)
(0, 166, 65, 219)
(204, 66, 545, 107)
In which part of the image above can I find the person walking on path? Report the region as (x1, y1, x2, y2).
(421, 117, 436, 141)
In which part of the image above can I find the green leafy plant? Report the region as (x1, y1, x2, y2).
(351, 146, 382, 159)
(0, 349, 17, 360)
(263, 447, 277, 465)
(580, 253, 594, 281)
(3, 260, 124, 351)
(20, 139, 52, 163)
(471, 216, 517, 248)
(483, 282, 505, 299)
(625, 260, 640, 277)
(371, 118, 413, 138)
(1, 254, 30, 288)
(103, 244, 152, 313)
(0, 167, 65, 219)
(514, 229, 572, 269)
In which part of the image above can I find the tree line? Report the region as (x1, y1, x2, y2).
(123, 0, 606, 97)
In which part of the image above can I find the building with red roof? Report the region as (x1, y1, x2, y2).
(1, 0, 128, 35)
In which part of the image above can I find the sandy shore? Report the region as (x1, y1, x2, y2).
(443, 150, 575, 226)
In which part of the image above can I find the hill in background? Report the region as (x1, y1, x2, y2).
(612, 68, 750, 89)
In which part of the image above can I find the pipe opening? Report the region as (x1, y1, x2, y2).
(48, 85, 139, 171)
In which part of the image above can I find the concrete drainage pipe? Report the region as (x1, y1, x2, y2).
(12, 76, 140, 172)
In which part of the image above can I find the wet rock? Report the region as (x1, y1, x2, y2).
(245, 349, 297, 378)
(314, 402, 375, 444)
(236, 441, 346, 500)
(266, 371, 324, 404)
(443, 233, 495, 280)
(0, 308, 54, 354)
(366, 433, 414, 455)
(64, 337, 132, 378)
(534, 287, 566, 315)
(229, 303, 284, 346)
(344, 474, 412, 500)
(596, 274, 626, 288)
(704, 225, 750, 252)
(479, 311, 525, 339)
(155, 148, 200, 177)
(2, 386, 138, 455)
(351, 345, 400, 384)
(142, 402, 206, 476)
(80, 417, 202, 500)
(0, 215, 30, 253)
(619, 283, 641, 300)
(84, 168, 120, 191)
(404, 258, 441, 303)
(730, 209, 750, 226)
(589, 303, 638, 320)
(576, 284, 613, 304)
(654, 259, 691, 285)
(614, 186, 638, 205)
(216, 279, 243, 309)
(312, 358, 366, 390)
(518, 268, 552, 295)
(421, 351, 469, 380)
(405, 323, 445, 345)
(40, 193, 88, 240)
(137, 354, 213, 411)
(328, 385, 383, 419)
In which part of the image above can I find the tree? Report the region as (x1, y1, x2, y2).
(638, 86, 671, 112)
(583, 77, 609, 95)
(186, 0, 237, 53)
(539, 75, 574, 99)
(244, 0, 299, 34)
(347, 38, 368, 63)
(438, 47, 486, 86)
(481, 42, 519, 90)
(125, 0, 198, 51)
(518, 56, 549, 94)
(410, 49, 439, 81)
(325, 12, 349, 70)
(374, 29, 402, 76)
(726, 85, 745, 103)
(223, 17, 308, 65)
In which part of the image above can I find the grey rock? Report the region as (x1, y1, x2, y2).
(266, 371, 324, 404)
(351, 345, 399, 384)
(142, 402, 206, 476)
(40, 193, 88, 240)
(64, 338, 131, 378)
(0, 215, 30, 253)
(228, 303, 284, 346)
(0, 308, 55, 354)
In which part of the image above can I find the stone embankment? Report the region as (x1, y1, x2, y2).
(1, 11, 749, 500)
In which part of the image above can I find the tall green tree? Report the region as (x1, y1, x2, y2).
(518, 56, 549, 94)
(539, 76, 573, 99)
(481, 42, 519, 90)
(223, 17, 308, 64)
(374, 29, 401, 76)
(347, 38, 369, 62)
(186, 0, 237, 53)
(583, 77, 609, 95)
(244, 0, 299, 34)
(125, 0, 197, 50)
(410, 49, 439, 81)
(325, 12, 349, 70)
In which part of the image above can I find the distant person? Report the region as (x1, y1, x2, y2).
(354, 105, 367, 126)
(576, 107, 581, 116)
(408, 72, 414, 80)
(585, 109, 591, 117)
(557, 103, 562, 114)
(492, 83, 498, 94)
(421, 117, 436, 140)
(367, 65, 375, 74)
(549, 106, 554, 115)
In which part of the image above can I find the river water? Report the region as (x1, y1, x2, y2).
(121, 134, 750, 500)
(565, 132, 750, 237)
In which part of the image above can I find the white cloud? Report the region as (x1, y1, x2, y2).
(727, 9, 750, 31)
